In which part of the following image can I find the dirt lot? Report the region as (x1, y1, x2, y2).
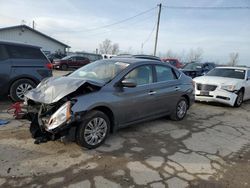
(0, 70, 250, 188)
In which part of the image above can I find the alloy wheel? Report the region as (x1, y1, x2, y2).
(84, 117, 108, 146)
(236, 92, 243, 106)
(177, 100, 187, 119)
(16, 83, 33, 100)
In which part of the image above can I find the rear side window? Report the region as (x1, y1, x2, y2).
(76, 56, 86, 61)
(0, 45, 9, 61)
(155, 65, 177, 82)
(7, 45, 46, 59)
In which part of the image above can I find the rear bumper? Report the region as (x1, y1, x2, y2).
(53, 64, 61, 69)
(195, 89, 237, 106)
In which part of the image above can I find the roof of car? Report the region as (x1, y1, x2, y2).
(216, 66, 250, 70)
(104, 57, 162, 64)
(113, 54, 162, 61)
(0, 40, 41, 49)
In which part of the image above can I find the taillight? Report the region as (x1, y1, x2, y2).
(45, 62, 53, 70)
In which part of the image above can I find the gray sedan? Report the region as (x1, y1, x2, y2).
(24, 58, 194, 149)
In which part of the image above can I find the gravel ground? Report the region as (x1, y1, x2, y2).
(0, 70, 250, 188)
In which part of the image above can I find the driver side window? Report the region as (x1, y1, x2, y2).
(125, 65, 153, 86)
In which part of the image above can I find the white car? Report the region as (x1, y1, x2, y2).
(193, 67, 250, 107)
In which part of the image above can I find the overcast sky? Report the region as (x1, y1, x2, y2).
(0, 0, 249, 65)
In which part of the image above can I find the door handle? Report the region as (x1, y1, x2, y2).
(175, 87, 180, 91)
(148, 91, 156, 95)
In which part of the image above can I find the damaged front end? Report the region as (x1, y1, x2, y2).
(24, 76, 102, 144)
(26, 100, 77, 144)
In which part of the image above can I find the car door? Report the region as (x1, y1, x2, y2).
(114, 65, 158, 125)
(69, 56, 77, 68)
(77, 57, 89, 67)
(152, 65, 182, 114)
(0, 44, 11, 95)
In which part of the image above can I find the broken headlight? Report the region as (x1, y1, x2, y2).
(46, 101, 71, 131)
(221, 84, 236, 92)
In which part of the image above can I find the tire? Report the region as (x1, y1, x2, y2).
(170, 97, 188, 121)
(9, 79, 36, 101)
(76, 110, 110, 149)
(61, 64, 68, 71)
(234, 90, 244, 107)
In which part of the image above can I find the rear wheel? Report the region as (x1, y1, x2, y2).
(61, 64, 68, 71)
(234, 90, 244, 107)
(76, 110, 110, 149)
(9, 79, 36, 101)
(170, 97, 188, 121)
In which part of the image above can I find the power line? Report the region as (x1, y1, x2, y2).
(80, 12, 157, 38)
(79, 6, 157, 32)
(142, 22, 157, 46)
(163, 6, 250, 10)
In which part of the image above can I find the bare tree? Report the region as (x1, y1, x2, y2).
(228, 52, 239, 66)
(99, 39, 112, 54)
(186, 48, 203, 62)
(112, 43, 119, 55)
(165, 50, 176, 58)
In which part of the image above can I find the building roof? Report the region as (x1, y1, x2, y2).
(0, 25, 70, 48)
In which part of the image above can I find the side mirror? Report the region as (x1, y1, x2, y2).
(247, 77, 250, 81)
(121, 78, 137, 88)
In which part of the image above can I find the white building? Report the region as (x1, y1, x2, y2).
(0, 25, 70, 54)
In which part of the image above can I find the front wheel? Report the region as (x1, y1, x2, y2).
(234, 90, 244, 107)
(170, 97, 188, 121)
(76, 110, 110, 149)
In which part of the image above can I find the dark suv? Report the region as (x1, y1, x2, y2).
(0, 41, 52, 101)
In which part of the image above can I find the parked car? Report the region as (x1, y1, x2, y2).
(53, 55, 90, 70)
(24, 57, 194, 149)
(193, 67, 250, 107)
(47, 53, 66, 63)
(181, 62, 215, 78)
(74, 52, 103, 62)
(0, 41, 52, 101)
(162, 58, 183, 69)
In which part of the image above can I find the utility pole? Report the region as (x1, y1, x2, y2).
(153, 3, 162, 56)
(32, 20, 35, 29)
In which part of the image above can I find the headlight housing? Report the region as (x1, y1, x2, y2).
(46, 101, 71, 131)
(221, 84, 236, 91)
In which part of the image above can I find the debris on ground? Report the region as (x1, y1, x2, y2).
(7, 102, 27, 119)
(0, 119, 9, 126)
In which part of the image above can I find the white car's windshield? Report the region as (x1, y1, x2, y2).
(69, 60, 130, 83)
(207, 68, 245, 79)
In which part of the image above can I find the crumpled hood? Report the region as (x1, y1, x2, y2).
(194, 76, 241, 86)
(25, 76, 103, 104)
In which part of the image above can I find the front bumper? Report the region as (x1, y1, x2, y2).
(195, 88, 237, 106)
(28, 113, 77, 144)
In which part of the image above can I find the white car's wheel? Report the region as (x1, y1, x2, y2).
(234, 90, 244, 107)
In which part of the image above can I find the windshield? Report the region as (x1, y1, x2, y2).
(69, 60, 130, 83)
(62, 56, 72, 60)
(183, 63, 202, 70)
(207, 68, 246, 79)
